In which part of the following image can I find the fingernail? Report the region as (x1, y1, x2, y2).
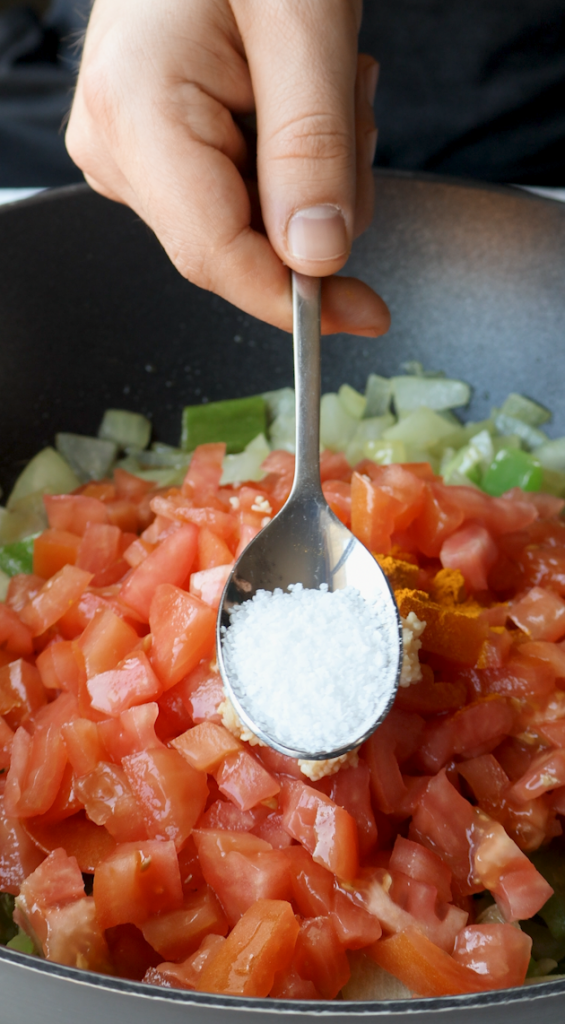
(287, 205, 348, 261)
(367, 128, 378, 166)
(366, 62, 379, 107)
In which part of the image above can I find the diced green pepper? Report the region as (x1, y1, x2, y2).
(481, 448, 543, 496)
(6, 930, 36, 955)
(181, 395, 267, 454)
(0, 536, 37, 577)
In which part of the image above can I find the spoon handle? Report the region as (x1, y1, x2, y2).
(291, 272, 323, 499)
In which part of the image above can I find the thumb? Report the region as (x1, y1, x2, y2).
(234, 0, 362, 276)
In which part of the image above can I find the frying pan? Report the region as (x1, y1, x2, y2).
(0, 171, 564, 1022)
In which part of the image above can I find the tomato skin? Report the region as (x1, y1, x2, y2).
(215, 750, 280, 811)
(123, 747, 208, 848)
(279, 778, 359, 880)
(93, 839, 183, 929)
(196, 898, 299, 997)
(149, 585, 216, 689)
(452, 923, 532, 989)
(141, 886, 228, 961)
(120, 524, 198, 621)
(293, 916, 351, 999)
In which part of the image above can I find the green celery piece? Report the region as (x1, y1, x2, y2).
(500, 393, 551, 427)
(0, 894, 17, 945)
(482, 448, 543, 496)
(181, 395, 267, 454)
(6, 930, 36, 955)
(0, 536, 36, 577)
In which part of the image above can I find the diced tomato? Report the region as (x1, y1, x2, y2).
(61, 718, 106, 776)
(181, 660, 224, 723)
(87, 650, 162, 716)
(195, 528, 233, 572)
(149, 585, 216, 689)
(389, 836, 452, 903)
(269, 962, 321, 1000)
(93, 839, 184, 928)
(367, 925, 491, 997)
(0, 780, 44, 893)
(0, 605, 33, 658)
(141, 886, 228, 961)
(330, 885, 383, 949)
(363, 709, 424, 815)
(40, 896, 111, 970)
(464, 653, 557, 700)
(20, 565, 93, 637)
(316, 762, 377, 860)
(113, 468, 154, 503)
(189, 564, 232, 610)
(509, 585, 565, 642)
(0, 717, 14, 770)
(5, 721, 68, 819)
(193, 829, 292, 924)
(412, 483, 465, 558)
(36, 639, 86, 696)
(440, 524, 498, 593)
(351, 471, 402, 555)
(0, 659, 47, 730)
(521, 639, 565, 678)
(6, 573, 45, 614)
(123, 747, 208, 848)
(120, 524, 198, 621)
(123, 537, 154, 569)
(260, 451, 295, 508)
(44, 495, 110, 535)
(417, 697, 514, 772)
(21, 811, 117, 873)
(108, 923, 162, 981)
(78, 607, 139, 678)
(293, 916, 351, 999)
(76, 522, 123, 583)
(196, 898, 299, 997)
(452, 923, 532, 989)
(198, 799, 267, 834)
(510, 747, 565, 802)
(215, 750, 280, 811)
(14, 847, 84, 944)
(172, 721, 242, 773)
(279, 777, 359, 880)
(322, 481, 351, 526)
(75, 762, 147, 843)
(98, 702, 163, 762)
(33, 529, 82, 578)
(143, 933, 226, 990)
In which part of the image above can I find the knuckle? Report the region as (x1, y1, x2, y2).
(266, 112, 353, 169)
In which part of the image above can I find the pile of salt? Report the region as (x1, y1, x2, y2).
(221, 583, 399, 755)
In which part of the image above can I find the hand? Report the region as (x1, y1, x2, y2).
(66, 0, 389, 336)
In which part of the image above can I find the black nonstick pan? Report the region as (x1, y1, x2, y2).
(0, 170, 564, 1022)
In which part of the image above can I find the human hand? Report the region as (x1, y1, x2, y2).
(67, 0, 389, 336)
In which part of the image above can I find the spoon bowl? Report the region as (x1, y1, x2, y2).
(217, 272, 403, 761)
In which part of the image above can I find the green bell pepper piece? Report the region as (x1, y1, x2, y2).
(181, 396, 267, 454)
(0, 536, 36, 577)
(481, 448, 543, 496)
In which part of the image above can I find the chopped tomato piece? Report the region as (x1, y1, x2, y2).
(279, 778, 359, 880)
(182, 443, 226, 504)
(123, 747, 208, 848)
(98, 702, 163, 762)
(171, 721, 242, 773)
(440, 524, 498, 593)
(0, 780, 44, 893)
(196, 898, 299, 997)
(189, 564, 232, 609)
(389, 836, 452, 903)
(113, 468, 154, 502)
(509, 585, 565, 641)
(215, 750, 280, 811)
(87, 650, 162, 716)
(144, 933, 226, 990)
(293, 916, 351, 999)
(322, 481, 351, 526)
(36, 639, 86, 696)
(120, 524, 198, 621)
(76, 522, 124, 585)
(452, 923, 532, 989)
(141, 886, 228, 961)
(33, 529, 82, 578)
(149, 585, 216, 689)
(182, 660, 224, 723)
(78, 606, 139, 678)
(194, 828, 293, 924)
(510, 747, 565, 802)
(44, 494, 110, 535)
(21, 812, 117, 873)
(316, 762, 377, 860)
(93, 839, 183, 929)
(417, 697, 514, 772)
(20, 565, 93, 637)
(74, 763, 147, 843)
(367, 926, 491, 997)
(351, 471, 401, 555)
(61, 718, 106, 776)
(0, 658, 47, 730)
(195, 528, 233, 571)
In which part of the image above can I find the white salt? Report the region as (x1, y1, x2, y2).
(220, 583, 399, 754)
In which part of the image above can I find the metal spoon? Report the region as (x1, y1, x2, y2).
(217, 271, 402, 761)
